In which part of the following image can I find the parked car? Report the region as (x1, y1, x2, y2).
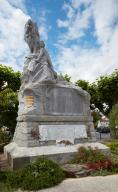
(96, 126, 110, 133)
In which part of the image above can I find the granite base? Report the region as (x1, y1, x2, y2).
(4, 142, 110, 170)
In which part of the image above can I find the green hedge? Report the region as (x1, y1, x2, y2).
(0, 157, 65, 191)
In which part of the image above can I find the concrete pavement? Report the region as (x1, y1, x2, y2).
(40, 175, 118, 192)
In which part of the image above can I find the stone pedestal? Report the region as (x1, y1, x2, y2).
(13, 83, 96, 147)
(4, 142, 110, 170)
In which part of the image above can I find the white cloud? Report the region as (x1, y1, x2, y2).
(71, 0, 91, 9)
(57, 1, 92, 41)
(7, 0, 27, 12)
(0, 0, 49, 71)
(0, 0, 30, 70)
(63, 1, 75, 18)
(57, 19, 69, 28)
(93, 0, 118, 45)
(56, 0, 118, 82)
(38, 9, 51, 41)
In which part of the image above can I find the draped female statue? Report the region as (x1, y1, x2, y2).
(21, 19, 57, 88)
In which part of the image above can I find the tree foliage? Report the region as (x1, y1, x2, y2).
(0, 64, 21, 133)
(76, 80, 89, 90)
(0, 88, 18, 132)
(96, 70, 118, 114)
(0, 64, 21, 91)
(109, 103, 118, 139)
(63, 74, 71, 82)
(76, 70, 118, 115)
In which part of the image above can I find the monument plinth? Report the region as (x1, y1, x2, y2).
(5, 19, 108, 170)
(13, 81, 95, 148)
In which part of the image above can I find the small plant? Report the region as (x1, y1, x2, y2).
(71, 146, 107, 164)
(90, 169, 112, 176)
(87, 159, 113, 170)
(7, 157, 65, 191)
(90, 162, 118, 176)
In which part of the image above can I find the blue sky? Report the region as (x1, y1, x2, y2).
(0, 0, 118, 82)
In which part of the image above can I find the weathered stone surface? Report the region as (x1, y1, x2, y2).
(22, 19, 57, 88)
(61, 164, 90, 178)
(4, 142, 110, 170)
(17, 115, 93, 122)
(14, 81, 95, 147)
(18, 83, 91, 116)
(39, 124, 87, 144)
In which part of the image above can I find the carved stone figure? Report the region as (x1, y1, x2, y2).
(24, 19, 40, 54)
(22, 19, 57, 86)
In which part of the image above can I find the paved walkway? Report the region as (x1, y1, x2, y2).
(39, 175, 118, 192)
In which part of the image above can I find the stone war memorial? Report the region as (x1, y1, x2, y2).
(4, 19, 109, 170)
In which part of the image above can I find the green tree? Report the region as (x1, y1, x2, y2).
(97, 70, 118, 114)
(0, 64, 21, 91)
(63, 74, 71, 82)
(109, 103, 118, 139)
(0, 64, 21, 133)
(0, 88, 18, 133)
(76, 79, 101, 113)
(76, 70, 118, 115)
(76, 80, 89, 90)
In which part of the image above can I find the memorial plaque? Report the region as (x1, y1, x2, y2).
(39, 125, 87, 143)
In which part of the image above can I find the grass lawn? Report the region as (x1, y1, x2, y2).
(101, 139, 118, 163)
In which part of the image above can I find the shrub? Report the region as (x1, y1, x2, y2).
(0, 129, 10, 152)
(0, 182, 14, 192)
(0, 171, 14, 192)
(0, 129, 10, 143)
(90, 163, 118, 176)
(87, 159, 113, 170)
(107, 143, 118, 155)
(0, 171, 10, 182)
(72, 146, 107, 164)
(7, 157, 65, 191)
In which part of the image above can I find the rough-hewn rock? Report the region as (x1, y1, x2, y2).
(61, 164, 91, 178)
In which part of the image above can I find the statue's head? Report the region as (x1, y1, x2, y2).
(25, 19, 34, 31)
